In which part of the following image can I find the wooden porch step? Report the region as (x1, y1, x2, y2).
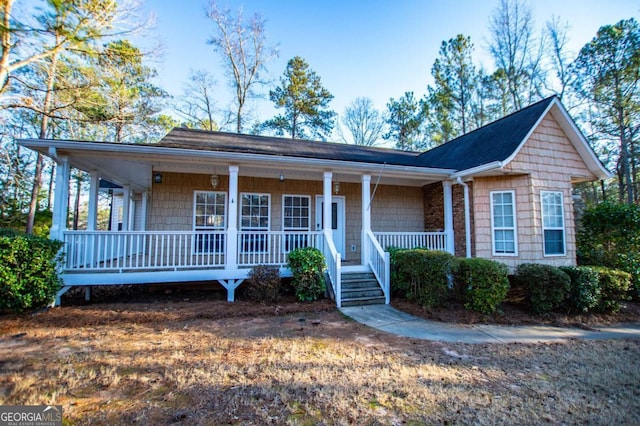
(340, 271, 385, 307)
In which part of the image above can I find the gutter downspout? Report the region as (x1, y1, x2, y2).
(456, 177, 472, 258)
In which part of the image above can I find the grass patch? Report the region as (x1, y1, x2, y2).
(0, 300, 638, 424)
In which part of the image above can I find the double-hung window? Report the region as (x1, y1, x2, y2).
(490, 190, 517, 256)
(541, 191, 566, 256)
(193, 191, 226, 253)
(282, 195, 311, 251)
(240, 193, 270, 253)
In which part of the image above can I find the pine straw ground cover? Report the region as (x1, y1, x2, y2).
(0, 293, 639, 425)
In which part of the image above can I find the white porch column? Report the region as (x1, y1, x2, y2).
(87, 171, 99, 231)
(226, 165, 239, 271)
(361, 174, 371, 265)
(50, 156, 70, 241)
(128, 195, 136, 231)
(322, 171, 333, 234)
(122, 185, 131, 231)
(443, 181, 455, 255)
(140, 191, 149, 231)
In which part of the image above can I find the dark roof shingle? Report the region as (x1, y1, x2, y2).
(154, 97, 558, 173)
(417, 96, 556, 171)
(155, 129, 424, 167)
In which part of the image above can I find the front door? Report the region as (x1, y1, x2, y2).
(316, 196, 345, 258)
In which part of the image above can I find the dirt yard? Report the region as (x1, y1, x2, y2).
(0, 286, 639, 425)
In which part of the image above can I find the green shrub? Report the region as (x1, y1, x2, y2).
(592, 267, 632, 313)
(577, 202, 640, 300)
(514, 264, 571, 314)
(0, 230, 63, 312)
(287, 247, 326, 301)
(245, 265, 281, 303)
(454, 258, 509, 315)
(560, 266, 601, 314)
(391, 249, 457, 309)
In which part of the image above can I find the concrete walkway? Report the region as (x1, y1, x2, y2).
(340, 304, 640, 344)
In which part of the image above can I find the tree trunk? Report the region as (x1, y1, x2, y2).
(236, 101, 242, 133)
(630, 137, 638, 203)
(25, 46, 59, 234)
(0, 0, 14, 96)
(620, 133, 634, 204)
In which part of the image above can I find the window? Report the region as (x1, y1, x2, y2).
(240, 193, 270, 252)
(193, 191, 226, 253)
(541, 191, 565, 256)
(490, 191, 517, 255)
(283, 195, 310, 251)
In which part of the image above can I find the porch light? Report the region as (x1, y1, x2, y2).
(334, 181, 340, 194)
(210, 174, 219, 189)
(153, 172, 162, 184)
(279, 173, 285, 182)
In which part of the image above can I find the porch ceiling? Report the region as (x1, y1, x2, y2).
(19, 139, 453, 190)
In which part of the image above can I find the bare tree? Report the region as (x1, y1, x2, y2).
(175, 69, 219, 131)
(207, 2, 278, 133)
(340, 97, 385, 146)
(545, 16, 573, 100)
(488, 0, 545, 111)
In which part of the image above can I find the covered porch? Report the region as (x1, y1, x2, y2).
(22, 136, 465, 307)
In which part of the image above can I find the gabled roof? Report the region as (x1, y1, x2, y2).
(155, 128, 423, 167)
(416, 96, 610, 179)
(417, 97, 555, 170)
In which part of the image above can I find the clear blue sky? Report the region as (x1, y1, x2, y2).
(139, 0, 639, 132)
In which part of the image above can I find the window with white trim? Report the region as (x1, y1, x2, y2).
(541, 191, 566, 256)
(490, 190, 517, 255)
(283, 195, 310, 251)
(193, 191, 226, 253)
(240, 193, 270, 252)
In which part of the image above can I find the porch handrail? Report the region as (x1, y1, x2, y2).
(366, 230, 390, 304)
(321, 229, 341, 307)
(374, 231, 447, 251)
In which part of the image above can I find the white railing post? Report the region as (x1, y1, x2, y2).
(226, 165, 239, 271)
(361, 174, 371, 265)
(384, 251, 390, 304)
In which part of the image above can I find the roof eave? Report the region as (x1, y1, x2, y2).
(18, 138, 455, 179)
(450, 161, 504, 179)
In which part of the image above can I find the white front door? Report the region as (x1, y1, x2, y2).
(316, 196, 345, 258)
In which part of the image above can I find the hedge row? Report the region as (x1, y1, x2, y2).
(513, 263, 631, 314)
(390, 248, 633, 316)
(0, 229, 64, 312)
(390, 249, 509, 314)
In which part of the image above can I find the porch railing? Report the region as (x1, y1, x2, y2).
(63, 230, 322, 272)
(320, 229, 341, 307)
(236, 231, 323, 266)
(64, 230, 227, 271)
(374, 231, 447, 251)
(366, 230, 390, 304)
